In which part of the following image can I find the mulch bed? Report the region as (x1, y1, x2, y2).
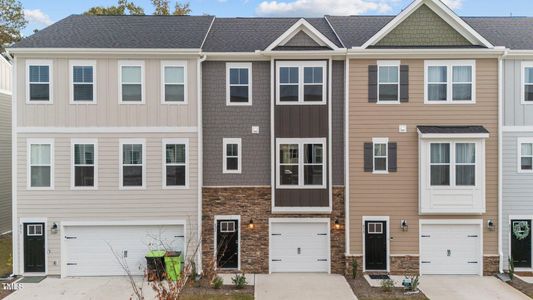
(507, 276, 533, 298)
(180, 277, 254, 299)
(345, 276, 428, 300)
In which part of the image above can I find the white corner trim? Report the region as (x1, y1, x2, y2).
(265, 18, 340, 51)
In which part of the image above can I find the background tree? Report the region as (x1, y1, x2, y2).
(0, 0, 27, 51)
(84, 0, 145, 16)
(152, 0, 191, 15)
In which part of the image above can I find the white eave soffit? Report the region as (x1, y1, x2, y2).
(360, 0, 494, 49)
(264, 18, 340, 51)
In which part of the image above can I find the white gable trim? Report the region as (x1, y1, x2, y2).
(265, 18, 340, 51)
(360, 0, 494, 49)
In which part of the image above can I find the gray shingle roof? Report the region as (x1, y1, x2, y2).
(11, 15, 214, 49)
(417, 125, 489, 134)
(202, 17, 342, 52)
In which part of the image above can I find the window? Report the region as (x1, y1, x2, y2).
(27, 60, 52, 103)
(425, 60, 475, 103)
(28, 139, 53, 189)
(226, 63, 252, 105)
(72, 139, 97, 189)
(277, 61, 326, 104)
(220, 221, 236, 233)
(430, 142, 476, 187)
(27, 224, 43, 236)
(377, 61, 399, 102)
(119, 61, 144, 103)
(70, 61, 96, 103)
(163, 139, 188, 188)
(276, 138, 326, 188)
(367, 223, 383, 234)
(519, 138, 533, 172)
(120, 139, 145, 188)
(223, 138, 241, 174)
(522, 63, 533, 103)
(161, 61, 186, 104)
(373, 138, 388, 173)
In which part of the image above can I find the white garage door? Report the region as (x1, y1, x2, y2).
(270, 221, 329, 273)
(64, 224, 184, 276)
(420, 223, 481, 275)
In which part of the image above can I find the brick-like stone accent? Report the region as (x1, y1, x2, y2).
(483, 255, 500, 276)
(344, 255, 363, 277)
(202, 186, 345, 274)
(390, 255, 419, 275)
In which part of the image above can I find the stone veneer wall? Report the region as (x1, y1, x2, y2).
(483, 255, 500, 276)
(202, 186, 345, 274)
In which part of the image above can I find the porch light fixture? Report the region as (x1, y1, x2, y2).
(334, 218, 341, 230)
(487, 219, 495, 231)
(400, 220, 408, 231)
(248, 218, 255, 229)
(51, 222, 58, 234)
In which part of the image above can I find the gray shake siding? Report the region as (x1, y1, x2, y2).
(202, 61, 271, 186)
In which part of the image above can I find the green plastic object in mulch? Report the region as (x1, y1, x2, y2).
(146, 250, 166, 258)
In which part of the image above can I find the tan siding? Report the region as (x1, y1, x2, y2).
(16, 56, 198, 128)
(17, 132, 199, 274)
(0, 92, 11, 233)
(348, 58, 498, 255)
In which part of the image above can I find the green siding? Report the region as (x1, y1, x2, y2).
(376, 4, 473, 47)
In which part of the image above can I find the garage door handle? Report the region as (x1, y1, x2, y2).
(272, 259, 282, 262)
(421, 261, 431, 264)
(271, 233, 281, 236)
(317, 233, 327, 236)
(66, 263, 78, 266)
(317, 259, 328, 262)
(421, 235, 430, 238)
(468, 261, 478, 264)
(65, 236, 77, 239)
(467, 235, 478, 238)
(174, 235, 184, 238)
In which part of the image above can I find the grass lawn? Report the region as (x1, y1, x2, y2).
(0, 234, 12, 278)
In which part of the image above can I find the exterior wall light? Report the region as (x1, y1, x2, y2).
(400, 219, 408, 231)
(51, 222, 59, 234)
(487, 219, 495, 231)
(248, 219, 255, 229)
(334, 218, 342, 230)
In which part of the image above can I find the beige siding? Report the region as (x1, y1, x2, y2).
(348, 58, 498, 255)
(0, 56, 11, 92)
(0, 92, 11, 234)
(16, 56, 198, 127)
(17, 133, 199, 274)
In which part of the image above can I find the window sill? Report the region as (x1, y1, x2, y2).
(119, 186, 146, 190)
(376, 101, 400, 105)
(26, 101, 53, 105)
(424, 100, 476, 104)
(226, 102, 252, 106)
(162, 185, 190, 190)
(70, 101, 97, 105)
(275, 185, 327, 190)
(71, 186, 98, 191)
(162, 101, 188, 105)
(275, 101, 327, 106)
(372, 171, 389, 174)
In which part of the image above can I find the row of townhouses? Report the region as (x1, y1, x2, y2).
(4, 0, 533, 278)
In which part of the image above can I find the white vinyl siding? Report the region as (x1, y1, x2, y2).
(26, 60, 52, 103)
(119, 61, 144, 104)
(425, 60, 475, 103)
(226, 63, 252, 106)
(161, 61, 187, 104)
(70, 60, 96, 103)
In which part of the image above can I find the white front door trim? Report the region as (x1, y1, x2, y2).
(362, 216, 390, 273)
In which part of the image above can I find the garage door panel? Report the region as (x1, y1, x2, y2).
(420, 223, 481, 275)
(270, 222, 329, 273)
(64, 225, 184, 276)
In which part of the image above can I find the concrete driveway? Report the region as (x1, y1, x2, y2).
(255, 273, 357, 300)
(419, 275, 529, 300)
(6, 276, 157, 300)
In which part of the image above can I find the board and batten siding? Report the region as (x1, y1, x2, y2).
(503, 59, 533, 126)
(502, 132, 533, 269)
(0, 56, 11, 93)
(348, 58, 499, 255)
(17, 133, 199, 274)
(0, 92, 12, 234)
(15, 56, 198, 127)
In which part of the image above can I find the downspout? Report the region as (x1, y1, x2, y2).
(197, 54, 207, 274)
(344, 54, 350, 256)
(498, 49, 508, 274)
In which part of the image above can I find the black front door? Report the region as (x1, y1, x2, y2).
(24, 223, 46, 273)
(216, 220, 239, 269)
(365, 221, 387, 270)
(511, 219, 532, 268)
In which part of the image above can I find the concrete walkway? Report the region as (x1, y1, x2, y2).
(6, 276, 157, 300)
(419, 275, 529, 300)
(255, 273, 357, 300)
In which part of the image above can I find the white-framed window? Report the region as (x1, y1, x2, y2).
(373, 137, 388, 173)
(367, 222, 383, 234)
(430, 142, 476, 186)
(27, 138, 54, 190)
(377, 61, 400, 103)
(219, 221, 236, 233)
(26, 224, 43, 236)
(276, 138, 326, 189)
(276, 61, 327, 105)
(119, 60, 144, 104)
(26, 60, 52, 103)
(226, 62, 252, 105)
(223, 138, 241, 174)
(70, 60, 96, 103)
(163, 139, 188, 188)
(518, 138, 533, 172)
(161, 61, 187, 104)
(425, 60, 475, 103)
(522, 62, 533, 104)
(71, 139, 97, 189)
(119, 139, 145, 189)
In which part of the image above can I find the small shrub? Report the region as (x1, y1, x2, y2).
(381, 278, 394, 293)
(509, 256, 515, 280)
(406, 275, 419, 291)
(211, 276, 223, 289)
(232, 273, 247, 289)
(351, 259, 358, 279)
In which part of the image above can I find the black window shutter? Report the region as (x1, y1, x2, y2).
(364, 142, 373, 172)
(368, 65, 378, 103)
(400, 65, 409, 103)
(388, 142, 398, 172)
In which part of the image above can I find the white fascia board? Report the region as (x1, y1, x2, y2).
(7, 48, 202, 55)
(264, 18, 340, 51)
(417, 132, 490, 139)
